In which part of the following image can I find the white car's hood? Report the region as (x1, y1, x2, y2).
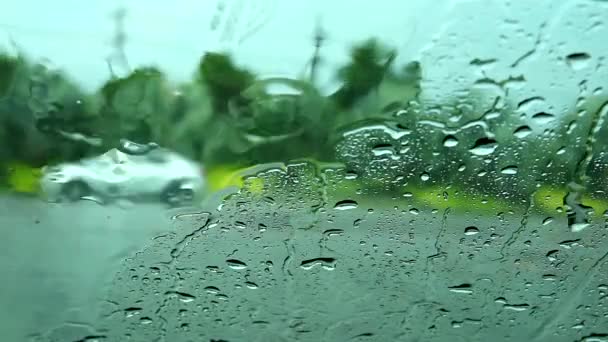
(102, 149, 130, 164)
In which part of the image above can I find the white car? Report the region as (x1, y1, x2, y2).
(40, 141, 205, 206)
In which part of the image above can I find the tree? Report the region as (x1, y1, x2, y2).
(330, 38, 397, 110)
(197, 52, 255, 115)
(0, 53, 18, 98)
(97, 67, 173, 148)
(0, 53, 98, 165)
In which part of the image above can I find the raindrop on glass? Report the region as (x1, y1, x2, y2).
(500, 166, 518, 175)
(469, 138, 497, 156)
(334, 199, 358, 210)
(532, 112, 555, 125)
(464, 226, 480, 235)
(420, 172, 430, 181)
(513, 125, 532, 138)
(226, 259, 248, 270)
(565, 52, 591, 70)
(443, 135, 459, 147)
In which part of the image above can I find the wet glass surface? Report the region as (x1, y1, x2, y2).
(1, 1, 608, 341)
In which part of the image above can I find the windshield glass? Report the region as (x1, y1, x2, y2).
(1, 1, 607, 341)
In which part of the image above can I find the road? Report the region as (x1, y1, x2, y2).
(0, 195, 179, 341)
(0, 194, 607, 342)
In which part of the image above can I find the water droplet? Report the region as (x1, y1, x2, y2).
(570, 222, 590, 233)
(580, 334, 608, 342)
(334, 199, 358, 210)
(559, 239, 581, 249)
(140, 317, 153, 324)
(532, 112, 555, 125)
(464, 226, 480, 235)
(542, 217, 554, 225)
(495, 297, 507, 304)
(420, 172, 430, 181)
(166, 291, 196, 303)
(469, 138, 497, 156)
(124, 307, 142, 318)
(500, 166, 518, 175)
(470, 58, 497, 66)
(204, 286, 220, 294)
(567, 121, 578, 134)
(262, 196, 275, 204)
(443, 135, 459, 147)
(503, 304, 530, 312)
(324, 229, 345, 237)
(226, 259, 248, 270)
(546, 250, 559, 262)
(514, 125, 532, 138)
(571, 322, 584, 330)
(517, 96, 546, 112)
(343, 123, 410, 140)
(177, 293, 196, 303)
(345, 171, 358, 180)
(300, 257, 336, 270)
(245, 281, 259, 289)
(543, 274, 557, 281)
(448, 283, 473, 294)
(566, 52, 591, 70)
(371, 143, 397, 157)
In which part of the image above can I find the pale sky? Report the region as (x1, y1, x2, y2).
(1, 0, 606, 111)
(0, 0, 452, 91)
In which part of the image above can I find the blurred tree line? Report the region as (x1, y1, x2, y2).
(0, 37, 606, 199)
(0, 38, 417, 168)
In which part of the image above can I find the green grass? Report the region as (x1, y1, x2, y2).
(4, 161, 607, 217)
(534, 186, 608, 217)
(1, 162, 42, 194)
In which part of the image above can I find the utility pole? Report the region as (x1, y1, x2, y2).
(107, 5, 130, 78)
(309, 20, 326, 85)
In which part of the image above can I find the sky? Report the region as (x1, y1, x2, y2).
(1, 0, 606, 112)
(0, 0, 445, 91)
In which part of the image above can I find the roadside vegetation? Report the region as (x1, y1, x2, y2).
(1, 35, 606, 216)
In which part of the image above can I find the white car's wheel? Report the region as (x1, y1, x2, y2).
(61, 181, 90, 202)
(161, 181, 195, 207)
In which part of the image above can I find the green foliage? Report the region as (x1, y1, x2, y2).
(1, 39, 421, 175)
(0, 53, 18, 98)
(101, 67, 163, 104)
(198, 52, 255, 114)
(2, 36, 600, 202)
(331, 38, 397, 110)
(97, 67, 173, 147)
(0, 54, 101, 166)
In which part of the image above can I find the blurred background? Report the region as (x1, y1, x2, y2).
(1, 1, 608, 341)
(1, 0, 607, 202)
